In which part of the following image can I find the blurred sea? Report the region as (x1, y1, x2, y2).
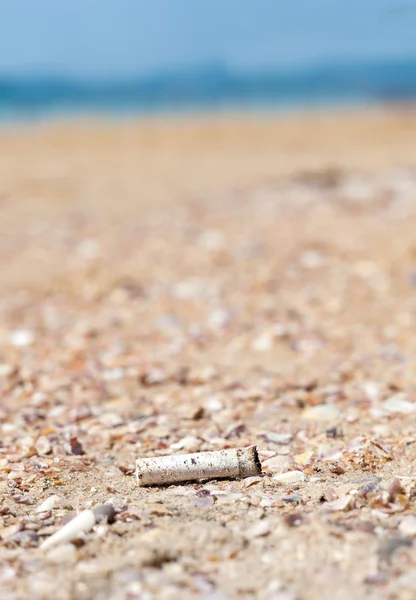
(1, 58, 416, 120)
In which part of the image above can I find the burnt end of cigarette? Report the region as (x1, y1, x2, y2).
(135, 445, 262, 486)
(237, 446, 262, 477)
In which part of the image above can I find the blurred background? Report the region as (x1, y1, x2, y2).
(1, 0, 416, 118)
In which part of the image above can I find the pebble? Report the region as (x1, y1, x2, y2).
(207, 309, 230, 329)
(195, 495, 215, 509)
(262, 456, 290, 474)
(324, 495, 354, 512)
(383, 394, 416, 415)
(399, 516, 416, 537)
(198, 229, 226, 250)
(245, 519, 271, 539)
(281, 494, 301, 503)
(35, 495, 61, 513)
(92, 504, 117, 524)
(170, 436, 201, 451)
(272, 471, 305, 485)
(76, 238, 101, 260)
(260, 432, 293, 445)
(302, 404, 340, 422)
(35, 436, 52, 456)
(10, 329, 34, 348)
(294, 450, 314, 466)
(10, 530, 39, 547)
(203, 396, 224, 413)
(244, 476, 263, 488)
(46, 543, 77, 564)
(378, 535, 413, 562)
(252, 333, 273, 352)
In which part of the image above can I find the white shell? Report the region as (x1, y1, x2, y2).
(40, 509, 96, 550)
(35, 495, 60, 513)
(383, 394, 416, 415)
(399, 515, 416, 536)
(245, 520, 271, 539)
(45, 543, 77, 564)
(302, 404, 340, 422)
(272, 471, 305, 485)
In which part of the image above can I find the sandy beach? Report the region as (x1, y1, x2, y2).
(1, 107, 416, 599)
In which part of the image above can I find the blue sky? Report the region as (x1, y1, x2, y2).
(1, 1, 416, 78)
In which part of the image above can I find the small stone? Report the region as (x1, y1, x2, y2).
(252, 333, 273, 352)
(383, 394, 416, 415)
(92, 504, 116, 524)
(13, 494, 35, 505)
(260, 432, 293, 445)
(324, 494, 354, 512)
(294, 450, 314, 466)
(207, 309, 230, 329)
(0, 363, 14, 377)
(244, 476, 263, 488)
(262, 455, 290, 474)
(273, 471, 305, 485)
(68, 436, 84, 456)
(140, 368, 167, 386)
(302, 404, 340, 422)
(204, 396, 224, 413)
(99, 412, 125, 427)
(399, 515, 416, 537)
(35, 436, 52, 456)
(10, 329, 34, 348)
(245, 519, 271, 539)
(284, 513, 304, 527)
(378, 535, 413, 563)
(198, 229, 226, 250)
(170, 436, 201, 452)
(46, 543, 77, 564)
(76, 238, 101, 260)
(10, 530, 39, 547)
(102, 368, 124, 382)
(35, 495, 61, 514)
(146, 504, 171, 516)
(195, 495, 215, 509)
(0, 566, 16, 583)
(224, 423, 246, 439)
(259, 496, 275, 507)
(281, 494, 301, 503)
(300, 250, 326, 269)
(191, 406, 205, 420)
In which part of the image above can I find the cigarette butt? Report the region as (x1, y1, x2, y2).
(40, 504, 116, 550)
(135, 445, 262, 486)
(40, 509, 96, 550)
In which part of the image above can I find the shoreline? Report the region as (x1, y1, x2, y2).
(0, 100, 412, 131)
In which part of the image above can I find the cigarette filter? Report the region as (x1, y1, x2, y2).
(136, 446, 262, 486)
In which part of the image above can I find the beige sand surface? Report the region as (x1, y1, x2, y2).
(1, 108, 416, 599)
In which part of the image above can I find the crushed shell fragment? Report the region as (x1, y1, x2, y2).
(40, 509, 96, 550)
(272, 471, 305, 485)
